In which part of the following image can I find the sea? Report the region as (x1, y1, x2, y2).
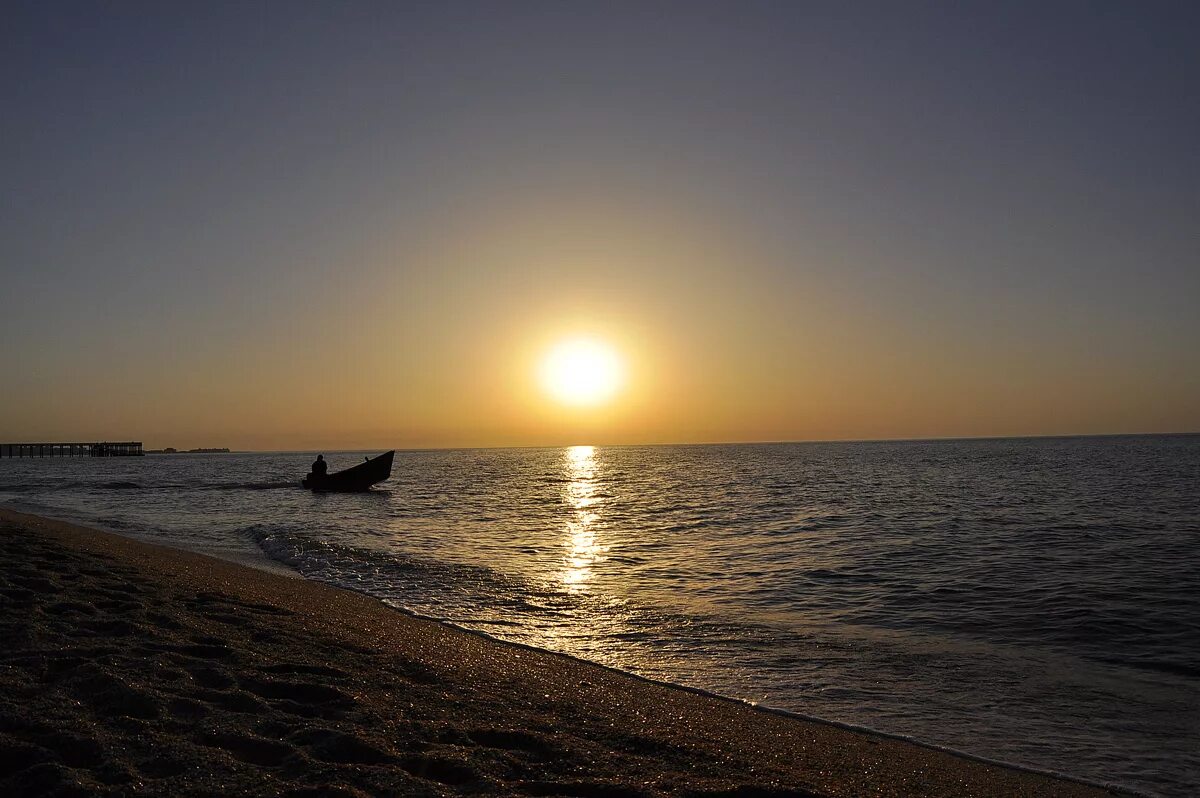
(1, 435, 1197, 796)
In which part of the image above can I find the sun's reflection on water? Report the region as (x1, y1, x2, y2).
(561, 445, 608, 593)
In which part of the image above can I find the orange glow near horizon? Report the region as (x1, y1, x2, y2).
(2, 190, 1197, 452)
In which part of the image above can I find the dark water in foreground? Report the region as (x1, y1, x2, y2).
(2, 435, 1197, 795)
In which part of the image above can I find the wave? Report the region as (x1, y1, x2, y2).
(205, 480, 297, 491)
(1096, 657, 1200, 680)
(249, 525, 554, 611)
(0, 477, 302, 495)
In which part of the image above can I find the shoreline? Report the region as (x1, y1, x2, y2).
(0, 507, 1123, 796)
(386, 607, 1138, 797)
(5, 504, 1142, 795)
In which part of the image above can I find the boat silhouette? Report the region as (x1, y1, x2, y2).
(302, 451, 394, 492)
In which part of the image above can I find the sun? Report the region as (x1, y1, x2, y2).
(539, 338, 623, 407)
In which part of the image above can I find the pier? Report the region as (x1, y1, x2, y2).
(0, 442, 144, 457)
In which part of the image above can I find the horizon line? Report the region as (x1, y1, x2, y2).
(146, 429, 1200, 454)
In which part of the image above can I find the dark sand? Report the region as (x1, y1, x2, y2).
(0, 508, 1119, 797)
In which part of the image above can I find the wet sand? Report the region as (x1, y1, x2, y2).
(0, 507, 1119, 797)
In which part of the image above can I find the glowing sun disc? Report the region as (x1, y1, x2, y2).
(540, 339, 623, 406)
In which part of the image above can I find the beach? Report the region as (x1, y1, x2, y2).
(0, 507, 1118, 797)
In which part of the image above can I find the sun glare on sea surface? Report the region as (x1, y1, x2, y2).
(540, 338, 623, 406)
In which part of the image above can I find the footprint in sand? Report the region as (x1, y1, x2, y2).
(199, 731, 295, 767)
(468, 728, 558, 758)
(67, 666, 161, 720)
(290, 727, 391, 765)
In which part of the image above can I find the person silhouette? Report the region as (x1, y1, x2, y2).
(312, 454, 328, 477)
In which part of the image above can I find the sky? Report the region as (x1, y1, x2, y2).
(2, 1, 1197, 450)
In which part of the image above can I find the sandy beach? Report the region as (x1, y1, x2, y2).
(0, 507, 1120, 797)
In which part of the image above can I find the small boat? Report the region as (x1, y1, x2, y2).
(303, 450, 394, 492)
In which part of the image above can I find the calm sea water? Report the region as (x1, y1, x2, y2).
(2, 436, 1197, 795)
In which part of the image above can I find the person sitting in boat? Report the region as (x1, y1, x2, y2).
(311, 454, 328, 478)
